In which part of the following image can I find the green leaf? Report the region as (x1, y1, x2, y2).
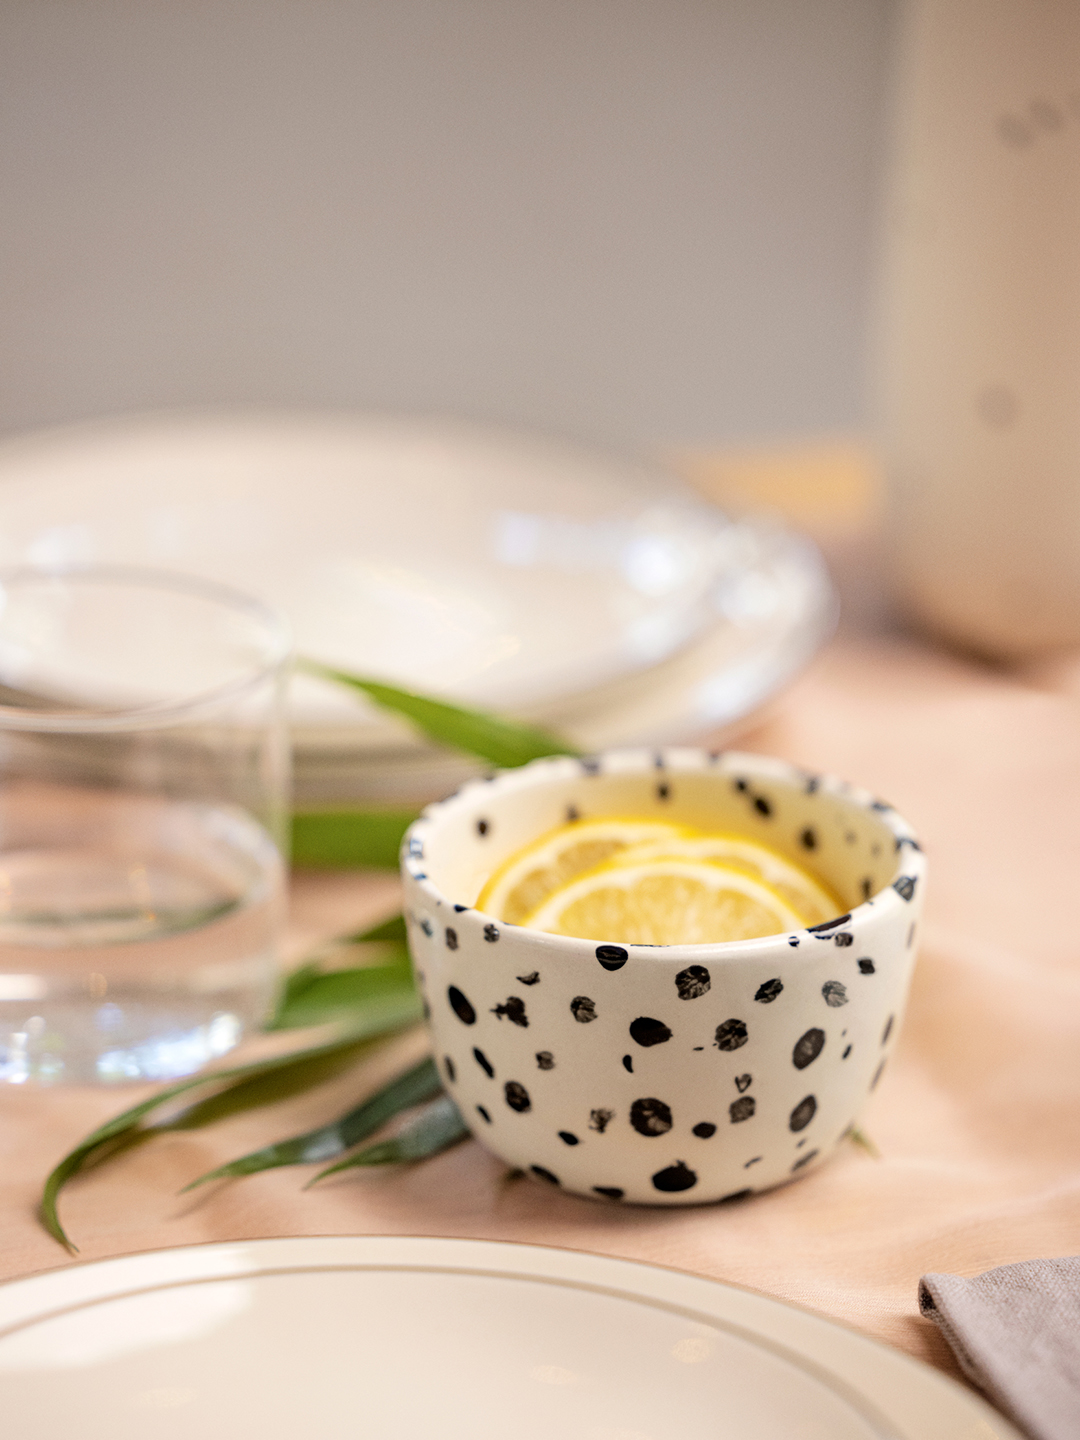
(309, 1092, 468, 1183)
(847, 1125, 882, 1159)
(266, 950, 419, 1032)
(351, 912, 407, 945)
(40, 999, 420, 1252)
(300, 662, 579, 769)
(291, 808, 418, 868)
(182, 1056, 443, 1189)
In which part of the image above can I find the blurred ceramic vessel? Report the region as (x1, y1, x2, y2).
(878, 0, 1080, 657)
(401, 749, 924, 1206)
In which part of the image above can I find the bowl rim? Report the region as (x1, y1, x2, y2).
(401, 747, 925, 960)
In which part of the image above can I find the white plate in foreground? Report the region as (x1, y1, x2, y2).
(0, 1236, 1019, 1440)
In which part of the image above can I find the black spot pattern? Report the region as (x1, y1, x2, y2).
(448, 986, 476, 1025)
(791, 1149, 818, 1171)
(745, 1156, 762, 1168)
(476, 1104, 491, 1123)
(443, 1055, 456, 1083)
(735, 1073, 752, 1092)
(729, 1096, 756, 1123)
(822, 980, 848, 1008)
(630, 1016, 672, 1047)
(675, 964, 710, 1000)
(722, 1188, 753, 1202)
(809, 914, 852, 933)
(630, 1097, 673, 1136)
(656, 782, 670, 801)
(692, 1122, 716, 1138)
(860, 877, 873, 901)
(871, 1058, 887, 1089)
(596, 945, 628, 971)
(834, 932, 854, 947)
(858, 958, 875, 975)
(558, 1131, 579, 1146)
(789, 1095, 817, 1131)
(715, 1018, 749, 1051)
(622, 1054, 633, 1072)
(593, 1186, 624, 1199)
(516, 971, 540, 986)
(454, 904, 469, 913)
(755, 978, 783, 1004)
(590, 1108, 614, 1133)
(893, 875, 917, 901)
(571, 996, 597, 1023)
(483, 923, 500, 943)
(473, 1047, 494, 1078)
(788, 936, 800, 947)
(476, 818, 489, 836)
(580, 756, 601, 775)
(492, 996, 528, 1027)
(793, 1027, 825, 1069)
(882, 1014, 894, 1045)
(505, 1081, 531, 1113)
(842, 1044, 852, 1059)
(733, 777, 748, 792)
(800, 827, 817, 850)
(565, 804, 580, 823)
(536, 1051, 554, 1070)
(652, 1161, 697, 1192)
(754, 795, 772, 817)
(445, 927, 458, 951)
(531, 1165, 559, 1185)
(805, 775, 820, 794)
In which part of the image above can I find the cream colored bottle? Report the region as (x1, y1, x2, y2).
(877, 0, 1080, 658)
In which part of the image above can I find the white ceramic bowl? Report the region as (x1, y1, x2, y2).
(402, 749, 925, 1205)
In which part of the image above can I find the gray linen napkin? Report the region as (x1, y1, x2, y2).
(919, 1257, 1080, 1440)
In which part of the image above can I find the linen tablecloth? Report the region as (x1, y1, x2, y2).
(3, 626, 1079, 1390)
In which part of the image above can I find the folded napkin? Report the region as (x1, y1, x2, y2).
(919, 1258, 1080, 1440)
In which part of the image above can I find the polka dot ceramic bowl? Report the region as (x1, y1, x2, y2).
(401, 749, 924, 1206)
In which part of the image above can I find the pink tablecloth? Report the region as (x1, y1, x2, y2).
(3, 630, 1080, 1389)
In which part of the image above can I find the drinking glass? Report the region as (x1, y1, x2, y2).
(0, 567, 290, 1084)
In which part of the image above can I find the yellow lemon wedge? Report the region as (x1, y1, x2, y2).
(608, 835, 842, 927)
(520, 857, 810, 945)
(476, 816, 692, 924)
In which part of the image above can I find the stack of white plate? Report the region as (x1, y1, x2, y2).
(0, 412, 834, 804)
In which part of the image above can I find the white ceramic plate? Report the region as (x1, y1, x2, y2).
(0, 414, 834, 784)
(0, 1236, 1020, 1440)
(0, 412, 742, 720)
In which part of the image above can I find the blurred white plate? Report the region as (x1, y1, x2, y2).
(0, 412, 834, 799)
(0, 1236, 1020, 1440)
(0, 411, 742, 725)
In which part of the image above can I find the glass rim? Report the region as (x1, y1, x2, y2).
(0, 564, 292, 734)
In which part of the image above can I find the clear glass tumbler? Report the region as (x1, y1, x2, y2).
(0, 567, 290, 1085)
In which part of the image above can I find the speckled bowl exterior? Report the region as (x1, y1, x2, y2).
(401, 749, 924, 1206)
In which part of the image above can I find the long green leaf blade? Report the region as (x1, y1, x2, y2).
(266, 951, 418, 1032)
(291, 808, 418, 868)
(182, 1056, 443, 1189)
(352, 913, 407, 945)
(310, 1092, 468, 1183)
(301, 663, 578, 768)
(40, 998, 419, 1251)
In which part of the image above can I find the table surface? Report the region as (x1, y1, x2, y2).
(2, 467, 1079, 1395)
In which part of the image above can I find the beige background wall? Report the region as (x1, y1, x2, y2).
(0, 0, 891, 449)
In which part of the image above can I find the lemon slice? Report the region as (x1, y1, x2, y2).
(610, 835, 842, 927)
(520, 858, 809, 945)
(476, 817, 691, 924)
